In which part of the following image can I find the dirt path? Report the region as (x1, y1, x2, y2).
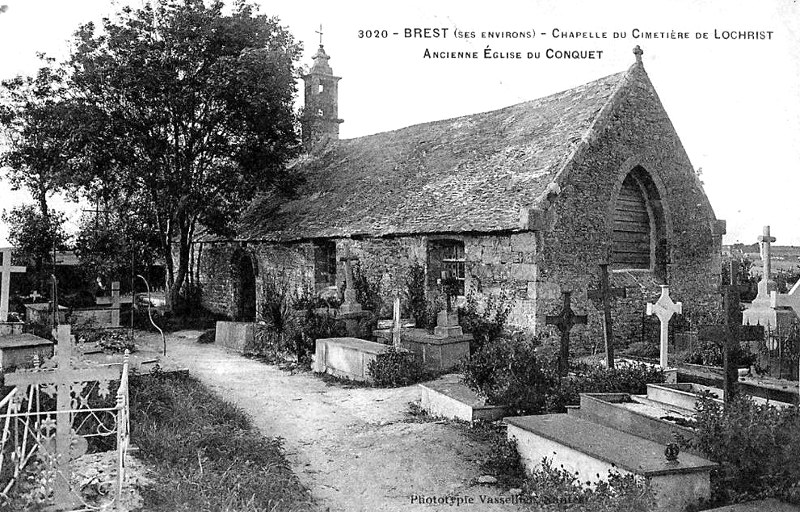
(142, 331, 526, 512)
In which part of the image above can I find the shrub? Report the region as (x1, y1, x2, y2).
(197, 329, 215, 344)
(622, 341, 659, 359)
(522, 457, 655, 511)
(461, 338, 550, 414)
(352, 262, 384, 315)
(545, 362, 665, 413)
(423, 291, 447, 332)
(458, 292, 512, 353)
(684, 393, 800, 505)
(406, 263, 427, 327)
(367, 347, 427, 387)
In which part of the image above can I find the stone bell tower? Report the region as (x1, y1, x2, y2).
(301, 34, 343, 151)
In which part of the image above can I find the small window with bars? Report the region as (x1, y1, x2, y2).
(428, 240, 466, 295)
(313, 241, 337, 289)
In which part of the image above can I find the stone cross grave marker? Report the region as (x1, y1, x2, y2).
(546, 291, 588, 377)
(720, 260, 745, 403)
(646, 285, 682, 369)
(435, 270, 462, 337)
(0, 248, 26, 323)
(5, 324, 123, 508)
(588, 263, 627, 369)
(26, 290, 43, 301)
(339, 246, 362, 314)
(755, 225, 777, 304)
(392, 296, 401, 347)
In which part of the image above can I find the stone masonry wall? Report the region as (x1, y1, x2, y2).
(536, 63, 723, 353)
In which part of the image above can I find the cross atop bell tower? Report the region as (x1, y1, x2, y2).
(302, 27, 343, 151)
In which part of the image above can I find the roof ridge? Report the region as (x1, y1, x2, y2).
(332, 69, 631, 144)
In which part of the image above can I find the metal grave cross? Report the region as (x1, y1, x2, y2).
(646, 285, 683, 369)
(0, 247, 26, 322)
(5, 324, 123, 507)
(588, 263, 627, 369)
(546, 291, 588, 376)
(719, 261, 746, 402)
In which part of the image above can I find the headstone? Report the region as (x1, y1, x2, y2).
(646, 285, 682, 369)
(338, 246, 362, 314)
(546, 291, 588, 376)
(111, 281, 121, 327)
(434, 270, 463, 338)
(5, 325, 123, 508)
(719, 261, 745, 402)
(588, 263, 626, 369)
(0, 247, 26, 323)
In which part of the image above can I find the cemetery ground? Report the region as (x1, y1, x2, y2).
(138, 329, 530, 512)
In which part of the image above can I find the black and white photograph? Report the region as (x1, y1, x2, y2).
(0, 0, 798, 510)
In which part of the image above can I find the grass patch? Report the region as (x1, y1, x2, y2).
(130, 370, 314, 511)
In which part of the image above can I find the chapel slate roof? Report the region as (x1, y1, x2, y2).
(238, 68, 631, 242)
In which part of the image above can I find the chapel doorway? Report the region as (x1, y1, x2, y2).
(235, 253, 256, 322)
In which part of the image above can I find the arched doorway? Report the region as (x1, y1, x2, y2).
(234, 252, 256, 321)
(611, 166, 668, 280)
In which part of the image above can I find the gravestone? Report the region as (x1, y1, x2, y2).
(0, 247, 26, 323)
(338, 246, 362, 314)
(546, 291, 587, 377)
(392, 296, 401, 347)
(6, 325, 123, 508)
(588, 263, 626, 369)
(646, 285, 682, 369)
(434, 271, 463, 338)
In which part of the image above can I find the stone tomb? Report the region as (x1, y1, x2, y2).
(399, 329, 472, 372)
(418, 374, 508, 423)
(215, 321, 256, 352)
(506, 383, 721, 511)
(311, 337, 390, 382)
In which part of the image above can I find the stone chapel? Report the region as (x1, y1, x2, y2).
(195, 44, 726, 345)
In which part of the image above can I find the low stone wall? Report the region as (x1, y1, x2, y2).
(215, 321, 256, 353)
(311, 337, 389, 382)
(71, 308, 119, 328)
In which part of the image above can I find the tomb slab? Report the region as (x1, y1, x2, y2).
(418, 374, 507, 423)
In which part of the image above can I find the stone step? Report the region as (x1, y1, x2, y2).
(506, 413, 717, 511)
(568, 393, 702, 456)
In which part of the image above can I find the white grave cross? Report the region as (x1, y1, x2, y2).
(5, 324, 123, 507)
(392, 296, 401, 347)
(0, 247, 26, 322)
(646, 285, 683, 368)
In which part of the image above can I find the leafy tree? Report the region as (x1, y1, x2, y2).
(1, 204, 68, 288)
(65, 0, 303, 309)
(0, 63, 77, 238)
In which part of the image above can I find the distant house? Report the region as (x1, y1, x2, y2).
(193, 45, 725, 344)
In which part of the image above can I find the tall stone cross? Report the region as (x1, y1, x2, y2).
(588, 263, 627, 369)
(5, 324, 123, 508)
(546, 292, 588, 377)
(720, 261, 745, 403)
(646, 285, 682, 369)
(755, 225, 777, 303)
(339, 245, 362, 313)
(0, 247, 26, 322)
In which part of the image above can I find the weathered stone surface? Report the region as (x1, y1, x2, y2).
(215, 321, 255, 353)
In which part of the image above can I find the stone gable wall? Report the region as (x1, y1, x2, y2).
(537, 65, 723, 351)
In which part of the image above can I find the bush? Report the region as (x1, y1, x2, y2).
(352, 262, 384, 316)
(545, 362, 665, 413)
(522, 457, 654, 511)
(461, 338, 550, 414)
(406, 263, 427, 327)
(458, 292, 512, 353)
(684, 393, 800, 505)
(367, 347, 427, 387)
(622, 341, 659, 359)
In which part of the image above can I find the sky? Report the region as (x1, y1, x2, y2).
(0, 0, 798, 247)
